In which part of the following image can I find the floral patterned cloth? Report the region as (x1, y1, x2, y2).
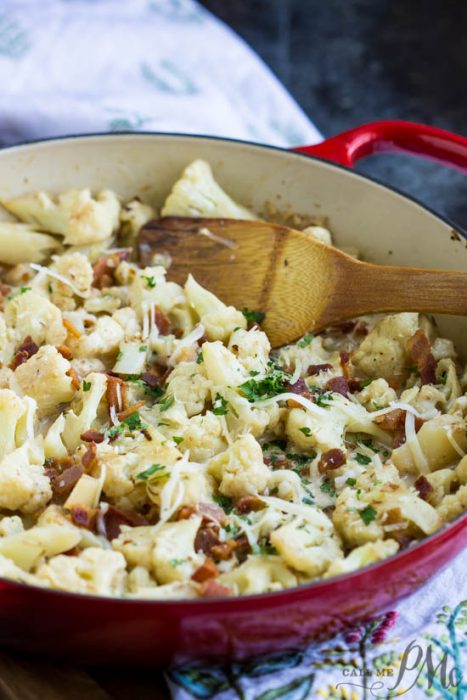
(0, 2, 465, 698)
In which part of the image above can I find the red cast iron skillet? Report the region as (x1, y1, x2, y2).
(0, 121, 466, 667)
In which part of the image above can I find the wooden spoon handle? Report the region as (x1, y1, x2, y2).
(324, 261, 467, 324)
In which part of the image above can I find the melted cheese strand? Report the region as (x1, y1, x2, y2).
(30, 263, 90, 298)
(405, 409, 429, 474)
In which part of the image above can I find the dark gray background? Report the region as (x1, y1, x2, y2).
(200, 0, 467, 230)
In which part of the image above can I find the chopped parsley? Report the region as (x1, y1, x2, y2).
(242, 307, 265, 324)
(359, 505, 377, 525)
(159, 395, 175, 412)
(355, 453, 372, 465)
(302, 496, 314, 505)
(212, 393, 229, 416)
(213, 494, 233, 513)
(196, 350, 204, 364)
(82, 380, 91, 392)
(297, 334, 314, 348)
(142, 275, 156, 288)
(359, 378, 373, 388)
(108, 411, 146, 438)
(136, 464, 167, 481)
(345, 477, 357, 487)
(252, 538, 278, 556)
(269, 487, 279, 495)
(139, 345, 148, 352)
(170, 559, 187, 567)
(240, 362, 288, 402)
(299, 426, 312, 437)
(315, 391, 333, 408)
(173, 436, 184, 445)
(320, 480, 336, 497)
(8, 286, 31, 300)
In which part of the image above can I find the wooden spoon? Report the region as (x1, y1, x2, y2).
(138, 217, 467, 348)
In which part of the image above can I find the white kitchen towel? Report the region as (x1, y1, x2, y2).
(0, 2, 465, 699)
(0, 0, 320, 148)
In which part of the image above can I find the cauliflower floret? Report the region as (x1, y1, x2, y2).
(286, 407, 346, 452)
(225, 388, 282, 439)
(0, 515, 24, 537)
(221, 555, 297, 595)
(161, 159, 256, 220)
(356, 378, 397, 412)
(5, 290, 66, 346)
(128, 266, 185, 321)
(174, 412, 227, 462)
(0, 439, 51, 513)
(112, 525, 155, 568)
(392, 414, 467, 475)
(13, 345, 75, 417)
(119, 199, 156, 242)
(76, 315, 124, 358)
(185, 275, 246, 342)
(0, 524, 80, 571)
(270, 513, 342, 578)
(302, 225, 333, 246)
(152, 517, 203, 584)
(0, 366, 13, 389)
(112, 307, 141, 339)
(0, 389, 35, 458)
(49, 252, 94, 310)
(2, 189, 121, 245)
(0, 223, 60, 265)
(324, 540, 399, 578)
(207, 434, 269, 498)
(36, 547, 126, 595)
(228, 327, 271, 375)
(423, 468, 458, 506)
(432, 337, 456, 361)
(70, 356, 106, 379)
(112, 341, 148, 375)
(278, 335, 338, 377)
(0, 553, 44, 586)
(202, 341, 248, 387)
(62, 372, 107, 451)
(165, 361, 211, 417)
(437, 484, 467, 522)
(352, 312, 419, 380)
(399, 384, 446, 417)
(44, 414, 68, 459)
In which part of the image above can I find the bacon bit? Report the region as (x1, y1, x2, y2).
(92, 250, 131, 289)
(0, 282, 11, 296)
(407, 329, 437, 385)
(197, 333, 208, 347)
(307, 363, 333, 376)
(335, 321, 357, 334)
(63, 318, 81, 338)
(63, 546, 80, 557)
(318, 448, 346, 474)
(82, 443, 97, 470)
(355, 321, 369, 337)
(9, 335, 39, 370)
(197, 502, 228, 526)
(195, 525, 221, 555)
(161, 367, 173, 384)
(50, 464, 84, 495)
(374, 409, 424, 448)
(325, 376, 350, 397)
(348, 378, 363, 393)
(415, 475, 434, 502)
(56, 344, 73, 360)
(235, 495, 265, 514)
(154, 306, 171, 335)
(106, 375, 128, 416)
(117, 400, 145, 422)
(233, 534, 251, 563)
(102, 505, 148, 541)
(173, 327, 184, 340)
(264, 453, 291, 469)
(392, 532, 413, 550)
(177, 505, 197, 520)
(80, 429, 105, 444)
(339, 351, 352, 378)
(286, 378, 314, 401)
(140, 372, 162, 388)
(141, 428, 152, 441)
(210, 540, 237, 561)
(70, 505, 97, 530)
(385, 507, 403, 525)
(66, 367, 81, 390)
(191, 558, 218, 583)
(199, 579, 231, 598)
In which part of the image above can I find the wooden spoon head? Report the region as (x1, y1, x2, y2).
(137, 217, 345, 347)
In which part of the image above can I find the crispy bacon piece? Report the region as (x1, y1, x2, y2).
(140, 372, 162, 389)
(285, 378, 314, 405)
(92, 250, 131, 289)
(339, 351, 351, 378)
(414, 475, 434, 502)
(233, 534, 251, 564)
(0, 282, 11, 296)
(106, 375, 128, 416)
(197, 502, 228, 525)
(80, 429, 105, 444)
(9, 335, 39, 370)
(66, 367, 81, 390)
(374, 409, 423, 448)
(210, 540, 237, 561)
(307, 364, 332, 376)
(191, 558, 218, 583)
(407, 329, 437, 385)
(325, 376, 350, 397)
(117, 400, 145, 422)
(263, 453, 290, 469)
(82, 443, 97, 470)
(318, 448, 346, 474)
(70, 505, 97, 530)
(195, 524, 221, 555)
(177, 505, 197, 520)
(348, 378, 364, 393)
(102, 505, 148, 541)
(49, 464, 84, 495)
(235, 495, 266, 514)
(197, 333, 209, 347)
(154, 306, 171, 335)
(199, 579, 231, 597)
(63, 318, 81, 339)
(56, 344, 73, 360)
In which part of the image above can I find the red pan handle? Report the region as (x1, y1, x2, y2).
(294, 120, 467, 172)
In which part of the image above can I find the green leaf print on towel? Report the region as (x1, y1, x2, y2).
(141, 60, 199, 95)
(0, 12, 30, 59)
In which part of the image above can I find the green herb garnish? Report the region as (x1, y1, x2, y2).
(320, 480, 336, 497)
(345, 477, 357, 487)
(355, 453, 372, 465)
(240, 362, 288, 402)
(8, 286, 31, 300)
(139, 345, 148, 352)
(242, 307, 265, 324)
(297, 334, 314, 348)
(213, 494, 233, 513)
(315, 392, 333, 408)
(359, 505, 377, 525)
(142, 275, 156, 288)
(196, 350, 204, 364)
(212, 393, 229, 416)
(299, 426, 312, 437)
(170, 558, 187, 567)
(82, 381, 91, 392)
(136, 464, 167, 481)
(159, 395, 175, 412)
(173, 436, 184, 445)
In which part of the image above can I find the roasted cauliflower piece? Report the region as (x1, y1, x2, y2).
(36, 548, 126, 595)
(221, 555, 297, 595)
(49, 251, 94, 310)
(5, 289, 66, 346)
(207, 434, 269, 498)
(13, 345, 75, 417)
(353, 313, 419, 380)
(0, 223, 60, 265)
(324, 539, 399, 578)
(0, 439, 51, 514)
(152, 517, 203, 584)
(185, 275, 246, 342)
(0, 524, 80, 571)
